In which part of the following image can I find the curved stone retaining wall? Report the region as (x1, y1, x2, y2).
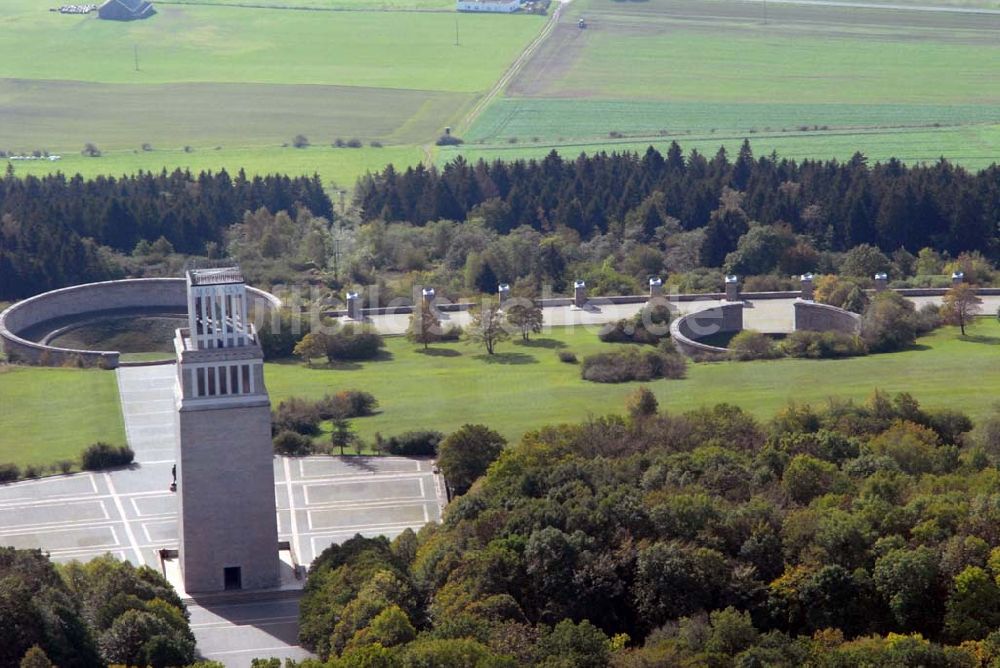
(670, 302, 745, 358)
(793, 300, 861, 334)
(671, 300, 861, 358)
(0, 278, 280, 368)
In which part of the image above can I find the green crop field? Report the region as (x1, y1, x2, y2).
(0, 366, 126, 470)
(0, 3, 542, 89)
(467, 99, 1000, 145)
(460, 0, 1000, 172)
(263, 320, 1000, 446)
(0, 0, 545, 185)
(443, 123, 1000, 173)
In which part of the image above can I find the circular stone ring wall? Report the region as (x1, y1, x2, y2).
(0, 278, 281, 369)
(670, 300, 861, 358)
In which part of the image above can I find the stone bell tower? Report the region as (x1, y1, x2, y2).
(173, 267, 279, 593)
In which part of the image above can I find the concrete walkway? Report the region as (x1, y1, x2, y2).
(116, 365, 177, 465)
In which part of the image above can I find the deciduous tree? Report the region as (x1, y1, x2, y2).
(504, 296, 543, 342)
(941, 283, 982, 336)
(468, 299, 509, 355)
(437, 424, 506, 494)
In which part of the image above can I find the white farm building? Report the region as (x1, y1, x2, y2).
(456, 0, 521, 12)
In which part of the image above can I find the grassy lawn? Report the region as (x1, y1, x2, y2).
(0, 320, 995, 470)
(264, 320, 1000, 445)
(0, 366, 126, 470)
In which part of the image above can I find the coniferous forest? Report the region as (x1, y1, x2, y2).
(0, 168, 330, 299)
(2, 143, 998, 300)
(356, 143, 998, 258)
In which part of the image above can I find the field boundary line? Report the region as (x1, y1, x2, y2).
(156, 1, 457, 14)
(754, 0, 1000, 15)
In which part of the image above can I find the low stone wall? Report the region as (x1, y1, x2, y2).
(793, 300, 861, 335)
(670, 302, 745, 358)
(0, 278, 280, 368)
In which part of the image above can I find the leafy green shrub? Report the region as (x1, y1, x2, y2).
(581, 347, 686, 383)
(316, 390, 379, 420)
(435, 134, 464, 146)
(0, 463, 20, 483)
(379, 430, 444, 456)
(273, 431, 314, 456)
(558, 350, 578, 363)
(272, 397, 321, 436)
(728, 330, 780, 361)
(257, 309, 310, 359)
(915, 302, 943, 335)
(780, 330, 867, 359)
(24, 464, 41, 479)
(57, 460, 73, 474)
(599, 304, 672, 344)
(325, 324, 384, 361)
(81, 443, 134, 471)
(862, 292, 920, 353)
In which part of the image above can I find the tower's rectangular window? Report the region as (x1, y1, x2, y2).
(230, 365, 239, 394)
(196, 368, 206, 397)
(207, 367, 216, 395)
(218, 366, 228, 395)
(241, 364, 251, 393)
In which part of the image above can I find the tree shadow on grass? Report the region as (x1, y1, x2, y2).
(415, 347, 462, 357)
(325, 350, 394, 369)
(959, 334, 1000, 345)
(474, 352, 538, 365)
(900, 344, 932, 352)
(515, 338, 567, 350)
(322, 360, 362, 371)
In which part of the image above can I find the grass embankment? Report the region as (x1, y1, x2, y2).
(0, 366, 126, 470)
(264, 320, 1000, 445)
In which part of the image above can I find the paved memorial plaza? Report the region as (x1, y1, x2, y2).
(0, 364, 444, 664)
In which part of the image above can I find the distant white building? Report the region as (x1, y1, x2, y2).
(456, 0, 521, 13)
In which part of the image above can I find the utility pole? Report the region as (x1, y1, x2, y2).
(763, 0, 768, 25)
(455, 18, 460, 46)
(134, 44, 140, 71)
